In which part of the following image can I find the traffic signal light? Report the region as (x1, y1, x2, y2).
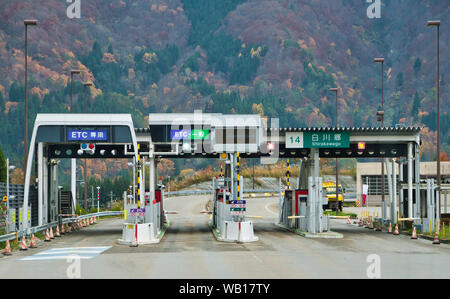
(357, 142, 366, 150)
(78, 143, 95, 155)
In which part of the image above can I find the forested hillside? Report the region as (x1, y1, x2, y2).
(0, 0, 448, 170)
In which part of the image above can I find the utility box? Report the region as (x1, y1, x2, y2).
(6, 208, 16, 233)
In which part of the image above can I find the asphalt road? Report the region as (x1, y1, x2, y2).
(0, 195, 449, 279)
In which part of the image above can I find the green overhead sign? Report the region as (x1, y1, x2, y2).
(171, 129, 210, 140)
(286, 132, 350, 148)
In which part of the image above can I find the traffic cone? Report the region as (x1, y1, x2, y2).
(20, 236, 28, 251)
(411, 226, 418, 239)
(387, 223, 392, 233)
(369, 219, 374, 229)
(55, 225, 61, 237)
(60, 224, 65, 235)
(29, 234, 37, 248)
(94, 216, 97, 223)
(49, 227, 55, 239)
(432, 231, 440, 245)
(359, 218, 363, 227)
(44, 229, 51, 242)
(3, 240, 12, 256)
(347, 216, 351, 224)
(393, 224, 399, 235)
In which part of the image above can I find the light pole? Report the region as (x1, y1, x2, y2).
(329, 87, 339, 215)
(82, 81, 92, 214)
(23, 19, 37, 175)
(6, 159, 16, 211)
(427, 20, 441, 220)
(70, 70, 81, 112)
(374, 57, 386, 219)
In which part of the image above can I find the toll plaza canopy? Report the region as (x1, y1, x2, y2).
(135, 112, 422, 159)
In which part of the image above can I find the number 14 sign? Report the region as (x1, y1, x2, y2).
(286, 132, 350, 148)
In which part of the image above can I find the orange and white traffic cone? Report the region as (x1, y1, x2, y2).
(44, 229, 51, 242)
(90, 217, 93, 225)
(347, 216, 351, 224)
(49, 227, 55, 239)
(29, 234, 37, 248)
(55, 225, 61, 237)
(393, 224, 399, 235)
(83, 219, 86, 227)
(94, 216, 97, 223)
(432, 231, 440, 245)
(20, 236, 28, 251)
(359, 218, 363, 227)
(387, 223, 392, 233)
(60, 224, 65, 235)
(411, 226, 418, 239)
(3, 239, 12, 256)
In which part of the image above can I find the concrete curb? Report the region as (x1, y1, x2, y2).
(275, 223, 344, 239)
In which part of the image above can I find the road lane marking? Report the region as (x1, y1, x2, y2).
(265, 203, 278, 216)
(20, 246, 111, 261)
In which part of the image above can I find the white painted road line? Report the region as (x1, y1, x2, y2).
(20, 246, 112, 261)
(264, 202, 278, 216)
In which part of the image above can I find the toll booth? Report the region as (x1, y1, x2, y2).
(279, 176, 329, 233)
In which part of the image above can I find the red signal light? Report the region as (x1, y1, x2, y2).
(88, 143, 95, 150)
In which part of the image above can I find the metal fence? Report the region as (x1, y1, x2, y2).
(0, 211, 123, 243)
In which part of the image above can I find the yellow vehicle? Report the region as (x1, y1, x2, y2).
(322, 181, 344, 211)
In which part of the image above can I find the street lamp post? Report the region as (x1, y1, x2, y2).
(374, 57, 386, 219)
(427, 20, 441, 220)
(82, 82, 92, 214)
(329, 87, 339, 215)
(23, 19, 37, 175)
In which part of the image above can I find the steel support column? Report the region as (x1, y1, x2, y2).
(407, 142, 413, 219)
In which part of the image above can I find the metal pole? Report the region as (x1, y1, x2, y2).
(436, 24, 441, 221)
(427, 20, 440, 221)
(335, 90, 339, 215)
(24, 25, 28, 174)
(6, 158, 9, 211)
(97, 186, 100, 213)
(133, 161, 136, 204)
(392, 158, 397, 224)
(408, 143, 413, 219)
(381, 61, 385, 219)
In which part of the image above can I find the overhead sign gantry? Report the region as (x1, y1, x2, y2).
(22, 114, 140, 233)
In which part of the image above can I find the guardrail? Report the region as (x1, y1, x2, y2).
(0, 211, 124, 244)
